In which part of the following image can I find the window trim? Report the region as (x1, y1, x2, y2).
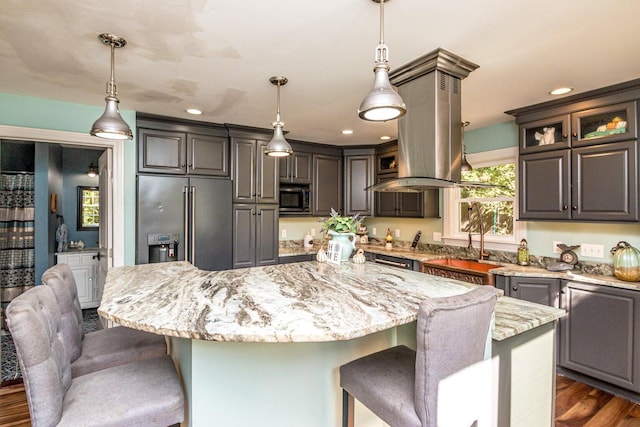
(443, 147, 525, 251)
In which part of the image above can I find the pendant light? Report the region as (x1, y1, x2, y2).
(86, 163, 98, 178)
(358, 0, 406, 122)
(265, 76, 293, 157)
(90, 33, 133, 140)
(461, 121, 473, 171)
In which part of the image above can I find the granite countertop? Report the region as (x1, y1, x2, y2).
(280, 244, 639, 292)
(99, 261, 564, 343)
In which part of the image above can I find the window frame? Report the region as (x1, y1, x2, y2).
(443, 147, 525, 251)
(77, 186, 100, 231)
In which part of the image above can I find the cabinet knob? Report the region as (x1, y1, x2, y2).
(188, 163, 193, 168)
(562, 134, 568, 139)
(563, 205, 568, 210)
(512, 286, 518, 291)
(181, 163, 186, 168)
(572, 205, 578, 210)
(572, 132, 578, 138)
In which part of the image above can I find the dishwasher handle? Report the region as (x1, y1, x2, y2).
(374, 258, 410, 269)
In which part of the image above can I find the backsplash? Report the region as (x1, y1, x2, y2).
(279, 238, 614, 276)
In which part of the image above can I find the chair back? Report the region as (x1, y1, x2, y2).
(42, 263, 85, 361)
(414, 286, 497, 426)
(6, 285, 72, 427)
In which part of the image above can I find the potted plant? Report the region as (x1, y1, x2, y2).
(319, 208, 364, 261)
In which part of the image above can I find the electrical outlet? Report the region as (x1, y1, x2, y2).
(281, 229, 287, 239)
(553, 241, 563, 254)
(395, 229, 400, 238)
(372, 227, 377, 236)
(310, 228, 316, 237)
(433, 232, 442, 242)
(581, 243, 604, 258)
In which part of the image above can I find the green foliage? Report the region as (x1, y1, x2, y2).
(319, 208, 364, 233)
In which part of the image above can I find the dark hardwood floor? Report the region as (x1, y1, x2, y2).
(1, 375, 639, 426)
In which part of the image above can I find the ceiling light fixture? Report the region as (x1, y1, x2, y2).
(186, 108, 203, 115)
(380, 135, 391, 140)
(342, 129, 354, 135)
(90, 33, 133, 140)
(549, 87, 573, 96)
(87, 163, 98, 178)
(265, 76, 293, 157)
(358, 0, 406, 122)
(460, 121, 473, 172)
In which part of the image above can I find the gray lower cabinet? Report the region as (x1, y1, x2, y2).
(278, 254, 315, 264)
(507, 276, 561, 308)
(313, 153, 342, 216)
(559, 280, 640, 393)
(232, 204, 279, 268)
(344, 151, 375, 216)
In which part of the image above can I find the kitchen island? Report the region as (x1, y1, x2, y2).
(99, 261, 564, 427)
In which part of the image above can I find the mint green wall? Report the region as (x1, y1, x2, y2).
(465, 121, 518, 153)
(0, 93, 137, 265)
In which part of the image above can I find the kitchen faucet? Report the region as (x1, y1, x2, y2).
(469, 202, 489, 261)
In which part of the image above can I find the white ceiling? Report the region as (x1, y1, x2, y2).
(1, 0, 639, 146)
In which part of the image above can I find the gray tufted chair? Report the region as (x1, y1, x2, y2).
(42, 263, 167, 377)
(340, 286, 498, 427)
(6, 284, 184, 427)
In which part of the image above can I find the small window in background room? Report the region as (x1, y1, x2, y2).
(78, 186, 99, 230)
(443, 147, 524, 250)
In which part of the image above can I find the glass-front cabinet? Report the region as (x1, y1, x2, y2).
(519, 115, 570, 154)
(571, 101, 637, 147)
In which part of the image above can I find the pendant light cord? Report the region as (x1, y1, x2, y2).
(375, 0, 388, 64)
(274, 81, 282, 125)
(107, 42, 117, 97)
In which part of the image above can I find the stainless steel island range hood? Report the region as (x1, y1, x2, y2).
(368, 48, 479, 192)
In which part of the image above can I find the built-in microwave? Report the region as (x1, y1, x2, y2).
(279, 185, 310, 213)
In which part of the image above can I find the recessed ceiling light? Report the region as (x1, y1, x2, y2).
(380, 135, 391, 140)
(549, 87, 573, 96)
(186, 108, 203, 115)
(341, 129, 354, 135)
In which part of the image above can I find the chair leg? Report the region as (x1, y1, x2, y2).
(342, 389, 354, 427)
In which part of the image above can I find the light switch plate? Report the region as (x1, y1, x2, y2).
(553, 241, 563, 254)
(581, 243, 604, 258)
(433, 232, 442, 242)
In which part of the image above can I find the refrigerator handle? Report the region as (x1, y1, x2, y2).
(184, 186, 190, 262)
(191, 186, 196, 266)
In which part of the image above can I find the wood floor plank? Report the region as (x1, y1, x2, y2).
(556, 380, 598, 419)
(0, 384, 30, 427)
(583, 397, 635, 427)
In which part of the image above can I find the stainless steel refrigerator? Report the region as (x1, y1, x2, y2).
(136, 175, 232, 271)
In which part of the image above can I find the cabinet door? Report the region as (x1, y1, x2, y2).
(572, 101, 637, 147)
(138, 128, 186, 174)
(187, 134, 229, 177)
(344, 155, 374, 216)
(232, 138, 256, 203)
(571, 140, 638, 221)
(398, 191, 424, 217)
(560, 281, 640, 392)
(256, 140, 279, 204)
(291, 152, 312, 184)
(519, 115, 570, 154)
(375, 175, 398, 217)
(519, 150, 571, 220)
(232, 204, 256, 269)
(56, 253, 97, 309)
(255, 205, 279, 266)
(313, 154, 342, 216)
(509, 277, 560, 307)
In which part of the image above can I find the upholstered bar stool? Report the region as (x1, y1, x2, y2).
(340, 286, 498, 427)
(42, 263, 168, 377)
(6, 284, 184, 427)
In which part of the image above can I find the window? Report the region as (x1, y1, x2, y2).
(77, 186, 99, 230)
(443, 147, 524, 250)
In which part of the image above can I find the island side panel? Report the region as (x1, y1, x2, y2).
(179, 327, 415, 427)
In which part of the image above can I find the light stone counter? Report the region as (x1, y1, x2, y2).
(99, 260, 564, 343)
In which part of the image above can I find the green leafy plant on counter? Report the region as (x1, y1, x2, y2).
(319, 208, 364, 234)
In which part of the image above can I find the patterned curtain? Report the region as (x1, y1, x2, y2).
(0, 173, 35, 329)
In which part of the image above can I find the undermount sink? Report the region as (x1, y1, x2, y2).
(420, 259, 502, 286)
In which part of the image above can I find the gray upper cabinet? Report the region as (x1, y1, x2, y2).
(279, 151, 312, 184)
(344, 150, 375, 217)
(138, 128, 229, 177)
(231, 137, 279, 204)
(313, 153, 342, 216)
(232, 204, 279, 269)
(510, 83, 640, 223)
(560, 280, 640, 393)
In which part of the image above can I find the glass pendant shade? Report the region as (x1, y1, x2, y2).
(358, 64, 406, 121)
(91, 95, 132, 140)
(87, 163, 98, 177)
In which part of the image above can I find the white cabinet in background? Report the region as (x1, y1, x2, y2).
(56, 252, 99, 309)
